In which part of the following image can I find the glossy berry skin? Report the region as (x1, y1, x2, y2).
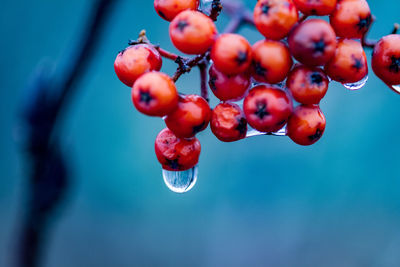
(114, 44, 162, 87)
(330, 0, 371, 39)
(254, 0, 298, 40)
(155, 128, 201, 171)
(131, 72, 178, 117)
(211, 34, 252, 75)
(288, 19, 337, 67)
(372, 34, 400, 86)
(325, 39, 368, 84)
(293, 0, 337, 16)
(154, 0, 199, 22)
(243, 85, 293, 133)
(211, 103, 247, 142)
(208, 65, 250, 101)
(169, 10, 217, 55)
(287, 105, 326, 146)
(165, 95, 211, 139)
(286, 65, 329, 104)
(252, 40, 293, 84)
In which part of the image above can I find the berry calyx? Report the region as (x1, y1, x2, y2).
(154, 0, 199, 22)
(372, 34, 400, 86)
(165, 94, 211, 139)
(114, 44, 162, 87)
(293, 0, 337, 16)
(211, 103, 247, 142)
(287, 105, 326, 146)
(155, 128, 201, 171)
(243, 85, 293, 133)
(131, 72, 178, 117)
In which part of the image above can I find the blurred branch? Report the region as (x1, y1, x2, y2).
(18, 0, 117, 266)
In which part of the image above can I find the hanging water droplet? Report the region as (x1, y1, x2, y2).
(342, 75, 368, 90)
(246, 125, 287, 138)
(390, 84, 400, 94)
(270, 125, 287, 136)
(162, 165, 198, 193)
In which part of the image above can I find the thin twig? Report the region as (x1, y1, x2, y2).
(209, 0, 223, 21)
(199, 61, 209, 101)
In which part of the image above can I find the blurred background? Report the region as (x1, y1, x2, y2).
(1, 0, 400, 266)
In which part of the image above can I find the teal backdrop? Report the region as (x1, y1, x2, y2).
(1, 0, 400, 266)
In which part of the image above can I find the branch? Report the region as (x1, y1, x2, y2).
(198, 61, 209, 102)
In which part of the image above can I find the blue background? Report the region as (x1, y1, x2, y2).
(1, 0, 400, 266)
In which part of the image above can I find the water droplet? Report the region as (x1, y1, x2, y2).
(390, 84, 400, 94)
(246, 125, 287, 138)
(342, 75, 368, 90)
(162, 165, 198, 193)
(270, 125, 287, 136)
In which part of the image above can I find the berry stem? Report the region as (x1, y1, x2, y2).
(172, 53, 209, 82)
(208, 0, 223, 21)
(391, 23, 399, 34)
(156, 47, 179, 61)
(361, 15, 377, 49)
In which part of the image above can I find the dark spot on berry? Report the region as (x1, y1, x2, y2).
(310, 8, 317, 15)
(308, 128, 322, 142)
(356, 15, 372, 32)
(254, 61, 267, 77)
(166, 158, 180, 170)
(310, 72, 324, 85)
(139, 90, 153, 104)
(261, 4, 270, 15)
(236, 117, 247, 135)
(209, 74, 217, 91)
(389, 56, 400, 73)
(193, 121, 206, 134)
(235, 51, 248, 66)
(314, 39, 326, 54)
(176, 20, 189, 32)
(157, 10, 167, 20)
(351, 56, 364, 71)
(254, 101, 269, 119)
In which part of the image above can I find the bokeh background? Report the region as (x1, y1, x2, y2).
(1, 0, 400, 266)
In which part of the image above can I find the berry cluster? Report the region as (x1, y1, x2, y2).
(114, 0, 400, 173)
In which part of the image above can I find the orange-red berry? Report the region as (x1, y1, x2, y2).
(131, 72, 178, 117)
(243, 85, 293, 133)
(287, 105, 326, 146)
(286, 65, 329, 104)
(325, 39, 368, 84)
(293, 0, 337, 16)
(288, 19, 337, 67)
(165, 94, 211, 139)
(169, 10, 217, 55)
(114, 44, 162, 87)
(208, 65, 250, 101)
(252, 40, 293, 84)
(254, 0, 298, 40)
(155, 128, 201, 171)
(154, 0, 199, 22)
(211, 103, 247, 142)
(372, 34, 400, 86)
(330, 0, 372, 39)
(211, 33, 252, 75)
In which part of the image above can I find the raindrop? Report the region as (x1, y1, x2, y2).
(342, 75, 368, 90)
(162, 165, 198, 193)
(390, 84, 400, 94)
(246, 125, 287, 138)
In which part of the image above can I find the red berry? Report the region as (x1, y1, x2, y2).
(286, 65, 329, 104)
(155, 128, 201, 171)
(293, 0, 337, 16)
(287, 105, 326, 146)
(114, 44, 162, 87)
(208, 65, 250, 101)
(288, 19, 337, 67)
(165, 94, 211, 139)
(325, 39, 368, 84)
(254, 0, 298, 40)
(211, 103, 247, 142)
(210, 33, 252, 75)
(169, 10, 217, 55)
(131, 72, 178, 117)
(252, 40, 293, 84)
(372, 34, 400, 86)
(330, 0, 372, 39)
(154, 0, 199, 22)
(243, 85, 293, 133)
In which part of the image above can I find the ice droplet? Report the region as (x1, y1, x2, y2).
(246, 125, 287, 138)
(390, 84, 400, 94)
(342, 75, 368, 90)
(162, 165, 198, 193)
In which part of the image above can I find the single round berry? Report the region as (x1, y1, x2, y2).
(252, 40, 293, 84)
(208, 65, 250, 101)
(287, 105, 326, 146)
(243, 85, 293, 133)
(165, 94, 211, 139)
(372, 34, 400, 86)
(155, 128, 201, 171)
(154, 0, 199, 22)
(288, 19, 337, 67)
(114, 44, 162, 87)
(211, 103, 248, 142)
(325, 39, 368, 84)
(131, 72, 178, 117)
(330, 0, 372, 39)
(286, 65, 329, 104)
(169, 10, 217, 55)
(254, 0, 298, 40)
(293, 0, 337, 16)
(210, 33, 252, 75)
